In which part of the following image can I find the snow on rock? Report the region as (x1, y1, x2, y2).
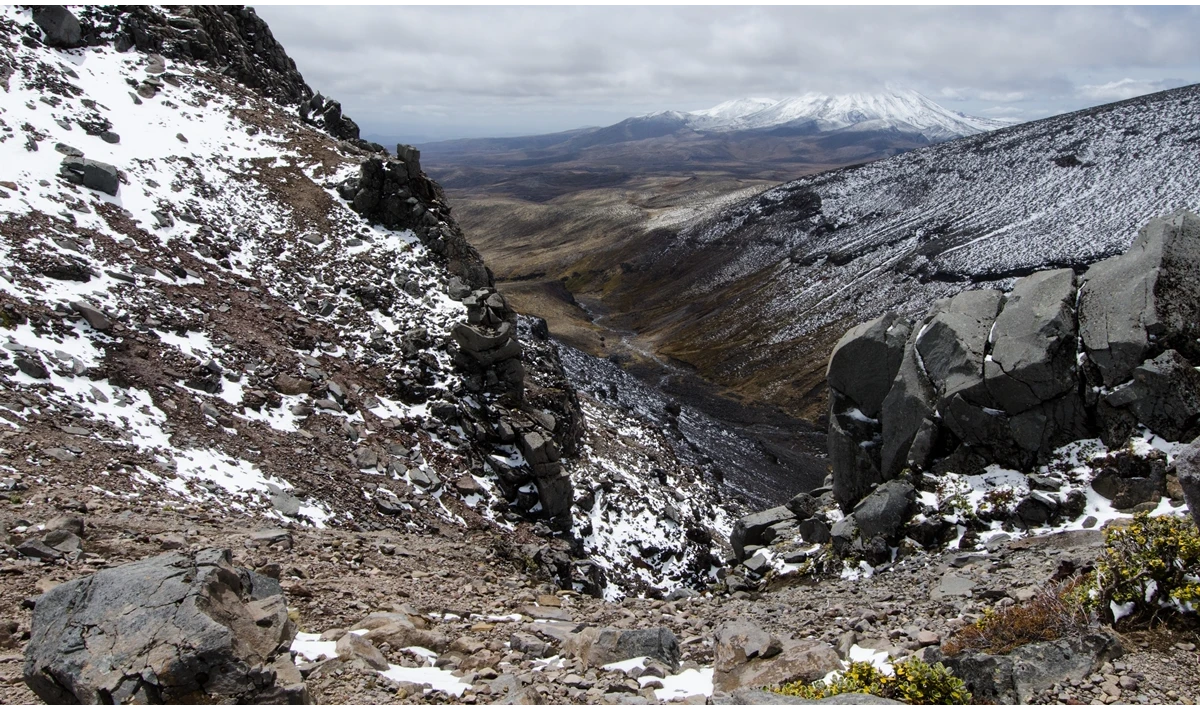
(684, 87, 1008, 140)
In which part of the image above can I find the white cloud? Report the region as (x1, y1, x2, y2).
(1078, 78, 1172, 102)
(251, 5, 1200, 140)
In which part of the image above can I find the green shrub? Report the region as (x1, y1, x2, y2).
(770, 658, 972, 705)
(943, 579, 1090, 656)
(1084, 514, 1200, 623)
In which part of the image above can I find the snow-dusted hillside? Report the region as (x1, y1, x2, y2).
(0, 5, 737, 596)
(682, 87, 1008, 140)
(618, 82, 1200, 415)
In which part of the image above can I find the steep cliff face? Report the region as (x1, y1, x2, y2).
(0, 5, 740, 599)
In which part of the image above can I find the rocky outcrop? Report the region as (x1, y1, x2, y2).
(938, 631, 1122, 705)
(564, 626, 681, 671)
(712, 620, 841, 693)
(1079, 211, 1200, 388)
(827, 210, 1200, 510)
(340, 154, 491, 289)
(24, 549, 308, 705)
(58, 157, 119, 196)
(1171, 440, 1200, 529)
(32, 6, 82, 48)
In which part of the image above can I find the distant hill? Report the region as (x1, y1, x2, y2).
(416, 88, 1011, 200)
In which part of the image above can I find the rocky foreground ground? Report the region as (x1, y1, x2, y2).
(2, 484, 1198, 704)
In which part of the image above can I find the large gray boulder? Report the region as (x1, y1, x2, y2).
(984, 268, 1078, 413)
(713, 693, 903, 705)
(24, 548, 309, 705)
(713, 620, 841, 693)
(1102, 349, 1200, 442)
(938, 631, 1122, 705)
(563, 626, 680, 671)
(33, 6, 82, 48)
(916, 289, 1003, 405)
(59, 157, 119, 196)
(1170, 441, 1200, 530)
(1079, 210, 1200, 388)
(826, 313, 910, 418)
(851, 480, 916, 541)
(878, 335, 938, 481)
(731, 505, 796, 561)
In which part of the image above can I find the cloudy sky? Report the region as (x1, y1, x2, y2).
(254, 5, 1200, 144)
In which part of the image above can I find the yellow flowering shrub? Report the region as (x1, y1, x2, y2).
(1086, 514, 1200, 622)
(770, 658, 971, 705)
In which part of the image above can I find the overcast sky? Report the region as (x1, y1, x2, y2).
(253, 5, 1200, 144)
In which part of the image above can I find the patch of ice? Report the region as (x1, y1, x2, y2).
(643, 667, 714, 700)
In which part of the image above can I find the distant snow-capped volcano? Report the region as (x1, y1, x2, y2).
(676, 88, 1011, 140)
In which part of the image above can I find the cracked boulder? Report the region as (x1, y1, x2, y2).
(1079, 210, 1200, 388)
(984, 268, 1078, 413)
(1102, 349, 1200, 442)
(24, 548, 309, 705)
(58, 157, 119, 196)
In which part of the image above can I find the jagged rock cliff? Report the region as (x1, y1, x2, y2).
(827, 210, 1200, 512)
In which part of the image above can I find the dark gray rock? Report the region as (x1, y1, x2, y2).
(826, 313, 910, 418)
(731, 506, 796, 562)
(785, 492, 821, 520)
(851, 480, 916, 541)
(33, 6, 82, 48)
(939, 631, 1122, 705)
(830, 515, 858, 556)
(69, 301, 111, 332)
(984, 268, 1078, 413)
(828, 391, 885, 510)
(916, 288, 1003, 405)
(1079, 210, 1200, 387)
(1170, 441, 1200, 530)
(712, 692, 904, 705)
(713, 620, 841, 693)
(564, 626, 680, 671)
(878, 335, 938, 488)
(24, 549, 309, 705)
(58, 157, 119, 196)
(1090, 449, 1167, 511)
(1103, 349, 1200, 441)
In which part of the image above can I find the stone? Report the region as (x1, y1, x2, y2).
(826, 313, 910, 418)
(24, 549, 308, 705)
(877, 339, 937, 487)
(712, 620, 841, 693)
(1079, 210, 1200, 387)
(730, 506, 795, 561)
(45, 513, 85, 537)
(269, 487, 301, 517)
(17, 539, 61, 561)
(932, 573, 975, 600)
(336, 632, 389, 671)
(713, 693, 903, 705)
(1102, 349, 1200, 441)
(564, 627, 680, 671)
(851, 480, 916, 541)
(58, 157, 120, 196)
(941, 631, 1123, 705)
(32, 6, 82, 48)
(785, 492, 821, 520)
(274, 373, 313, 395)
(70, 301, 112, 331)
(1169, 441, 1200, 530)
(511, 632, 552, 658)
(984, 268, 1078, 413)
(1090, 449, 1167, 511)
(917, 289, 1003, 405)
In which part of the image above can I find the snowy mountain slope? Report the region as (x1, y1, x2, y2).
(682, 88, 1009, 140)
(0, 5, 738, 596)
(612, 82, 1200, 418)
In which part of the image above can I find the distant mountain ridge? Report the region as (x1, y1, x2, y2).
(660, 87, 1012, 140)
